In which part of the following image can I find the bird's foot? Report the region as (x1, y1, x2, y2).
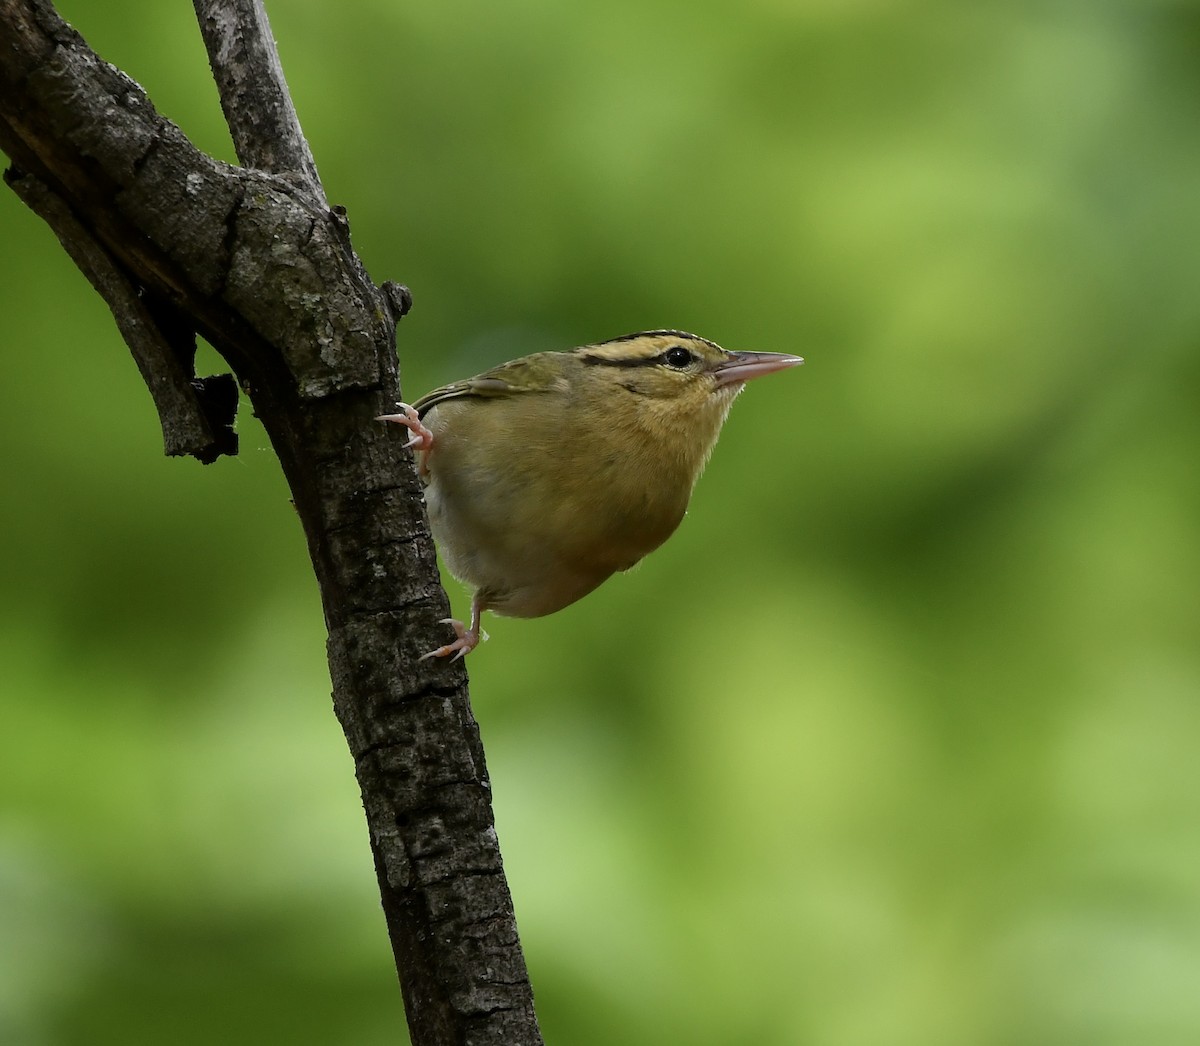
(376, 403, 433, 452)
(419, 617, 489, 662)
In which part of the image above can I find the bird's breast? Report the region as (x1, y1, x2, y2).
(421, 395, 696, 617)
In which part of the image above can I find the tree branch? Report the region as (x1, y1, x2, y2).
(5, 167, 237, 461)
(0, 1, 542, 1042)
(192, 0, 325, 204)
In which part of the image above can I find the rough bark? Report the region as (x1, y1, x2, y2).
(0, 1, 542, 1043)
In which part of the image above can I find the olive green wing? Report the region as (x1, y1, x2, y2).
(412, 352, 565, 416)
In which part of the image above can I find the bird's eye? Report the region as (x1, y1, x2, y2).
(663, 345, 694, 369)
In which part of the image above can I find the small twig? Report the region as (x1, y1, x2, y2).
(382, 281, 414, 323)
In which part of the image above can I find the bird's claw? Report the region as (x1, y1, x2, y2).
(419, 617, 487, 662)
(376, 402, 434, 453)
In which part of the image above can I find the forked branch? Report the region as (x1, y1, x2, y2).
(0, 1, 542, 1042)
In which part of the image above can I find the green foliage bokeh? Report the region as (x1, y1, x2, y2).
(3, 1, 1200, 1043)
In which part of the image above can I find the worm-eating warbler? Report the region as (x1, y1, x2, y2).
(378, 330, 802, 659)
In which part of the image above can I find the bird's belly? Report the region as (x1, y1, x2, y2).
(425, 470, 684, 619)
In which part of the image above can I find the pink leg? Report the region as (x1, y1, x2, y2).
(419, 593, 489, 662)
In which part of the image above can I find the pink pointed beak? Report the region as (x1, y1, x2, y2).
(713, 351, 804, 388)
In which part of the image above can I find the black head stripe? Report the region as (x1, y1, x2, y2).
(579, 352, 662, 369)
(608, 329, 720, 350)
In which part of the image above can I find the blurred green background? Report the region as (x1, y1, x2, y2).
(4, 0, 1200, 1043)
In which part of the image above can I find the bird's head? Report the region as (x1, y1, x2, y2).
(573, 330, 803, 443)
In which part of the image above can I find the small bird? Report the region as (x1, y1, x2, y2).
(378, 330, 803, 660)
